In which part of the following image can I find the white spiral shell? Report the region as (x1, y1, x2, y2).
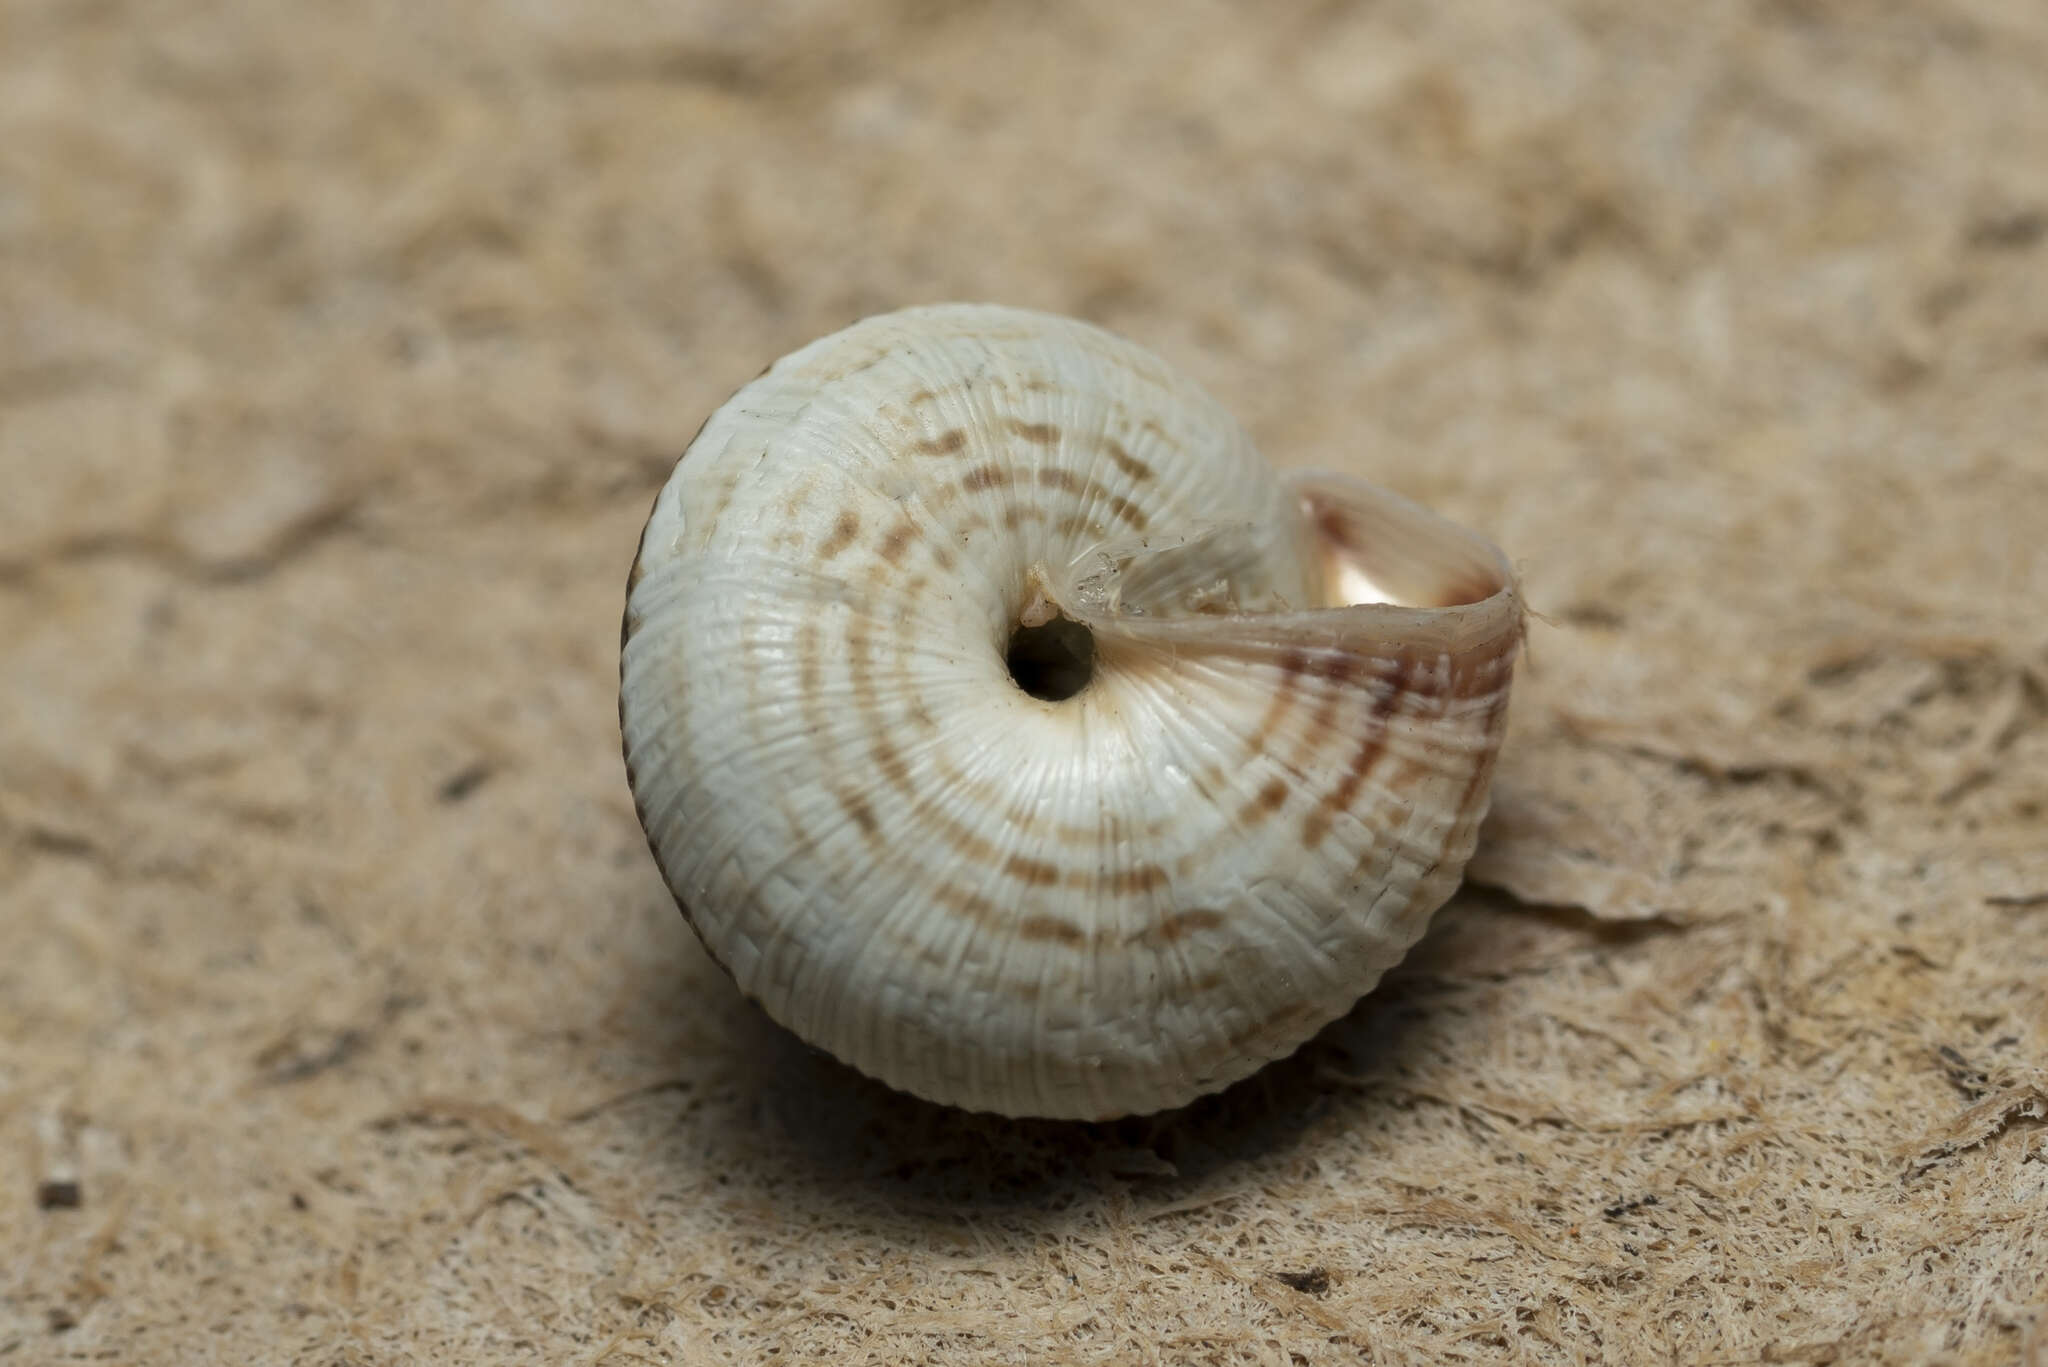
(620, 304, 1523, 1120)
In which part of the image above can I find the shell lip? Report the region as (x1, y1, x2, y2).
(1048, 466, 1524, 667)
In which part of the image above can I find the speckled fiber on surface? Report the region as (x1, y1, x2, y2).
(4, 3, 2047, 1364)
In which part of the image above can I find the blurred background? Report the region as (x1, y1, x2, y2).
(4, 3, 2045, 1363)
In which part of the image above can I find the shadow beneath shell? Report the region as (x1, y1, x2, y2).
(700, 890, 1567, 1229)
(727, 996, 1361, 1211)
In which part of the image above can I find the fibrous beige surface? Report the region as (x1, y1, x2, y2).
(4, 2, 2046, 1364)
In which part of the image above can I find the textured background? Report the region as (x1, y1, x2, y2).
(5, 2, 2047, 1363)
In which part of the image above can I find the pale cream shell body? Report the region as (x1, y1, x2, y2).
(621, 304, 1522, 1120)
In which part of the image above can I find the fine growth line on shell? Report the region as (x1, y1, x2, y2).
(620, 303, 1524, 1120)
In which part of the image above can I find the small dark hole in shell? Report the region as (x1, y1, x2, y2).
(1006, 616, 1095, 701)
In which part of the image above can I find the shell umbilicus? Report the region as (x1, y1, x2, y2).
(620, 304, 1523, 1120)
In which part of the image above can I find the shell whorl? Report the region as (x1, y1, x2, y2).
(620, 304, 1522, 1120)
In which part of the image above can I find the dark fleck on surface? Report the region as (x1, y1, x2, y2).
(1274, 1268, 1331, 1296)
(438, 761, 494, 803)
(257, 1027, 369, 1085)
(1937, 1045, 1990, 1100)
(37, 1178, 82, 1210)
(1602, 1194, 1659, 1220)
(1967, 208, 2046, 251)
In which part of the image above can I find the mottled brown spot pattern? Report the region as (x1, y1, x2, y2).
(1101, 862, 1169, 895)
(879, 521, 916, 565)
(1450, 689, 1514, 816)
(1006, 854, 1064, 886)
(1104, 492, 1148, 529)
(869, 737, 910, 790)
(848, 614, 1014, 871)
(1301, 661, 1409, 850)
(1239, 777, 1290, 823)
(1027, 467, 1150, 529)
(928, 883, 1086, 951)
(917, 428, 968, 456)
(1006, 418, 1062, 446)
(930, 880, 994, 925)
(1141, 908, 1225, 945)
(1102, 437, 1155, 483)
(838, 791, 880, 837)
(1017, 914, 1088, 946)
(1245, 651, 1309, 753)
(962, 463, 1012, 492)
(820, 510, 861, 559)
(1312, 650, 1364, 684)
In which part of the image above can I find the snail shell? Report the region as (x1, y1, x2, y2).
(620, 304, 1522, 1120)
